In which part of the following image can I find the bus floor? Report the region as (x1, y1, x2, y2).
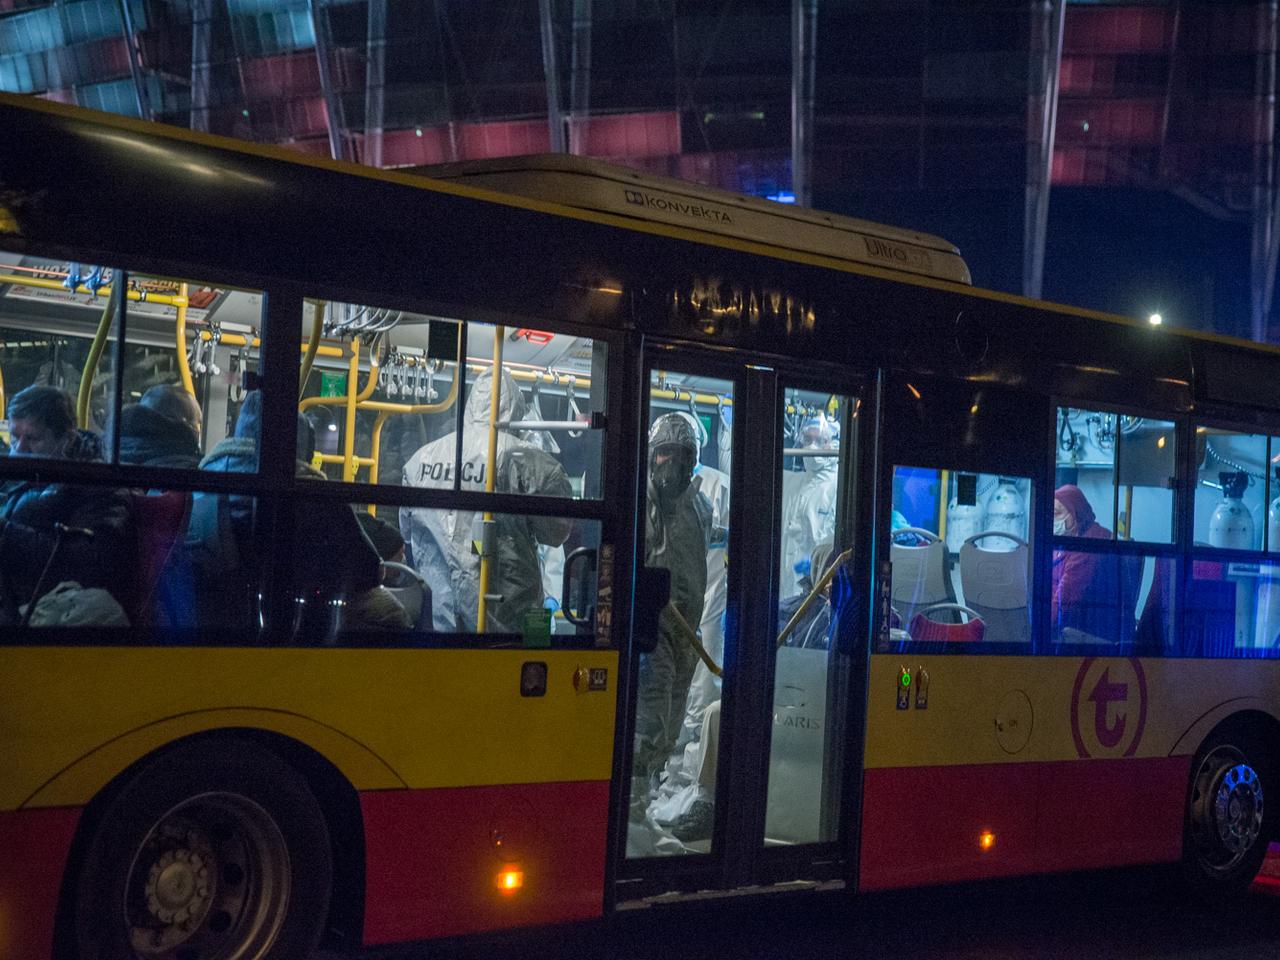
(333, 847, 1280, 960)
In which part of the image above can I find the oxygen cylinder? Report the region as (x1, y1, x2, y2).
(944, 474, 982, 554)
(1258, 466, 1280, 648)
(983, 477, 1027, 551)
(1269, 467, 1280, 554)
(1209, 471, 1255, 550)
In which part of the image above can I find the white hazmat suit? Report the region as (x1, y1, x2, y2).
(400, 369, 572, 632)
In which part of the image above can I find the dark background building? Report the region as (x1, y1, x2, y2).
(1, 0, 1274, 341)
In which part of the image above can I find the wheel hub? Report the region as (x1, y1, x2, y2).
(1212, 763, 1263, 856)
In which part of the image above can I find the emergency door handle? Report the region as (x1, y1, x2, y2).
(561, 546, 597, 627)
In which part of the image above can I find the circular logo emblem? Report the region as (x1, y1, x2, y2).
(1069, 657, 1148, 758)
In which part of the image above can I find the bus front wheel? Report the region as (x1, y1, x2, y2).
(72, 738, 332, 960)
(1182, 728, 1272, 897)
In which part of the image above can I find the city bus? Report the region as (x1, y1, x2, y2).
(0, 91, 1278, 960)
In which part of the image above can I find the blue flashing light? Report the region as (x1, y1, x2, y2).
(766, 192, 797, 204)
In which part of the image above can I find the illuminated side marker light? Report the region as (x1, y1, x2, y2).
(979, 831, 996, 851)
(496, 865, 524, 894)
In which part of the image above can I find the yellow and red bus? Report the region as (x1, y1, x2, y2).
(0, 93, 1277, 960)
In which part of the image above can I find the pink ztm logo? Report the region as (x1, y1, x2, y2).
(1069, 657, 1149, 758)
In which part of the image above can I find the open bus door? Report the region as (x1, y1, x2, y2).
(616, 345, 869, 900)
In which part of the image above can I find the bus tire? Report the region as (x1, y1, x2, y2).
(1181, 727, 1272, 898)
(71, 737, 333, 960)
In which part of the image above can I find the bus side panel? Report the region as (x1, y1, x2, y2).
(1035, 756, 1187, 872)
(360, 779, 609, 944)
(0, 806, 81, 960)
(859, 757, 1188, 890)
(860, 764, 1038, 890)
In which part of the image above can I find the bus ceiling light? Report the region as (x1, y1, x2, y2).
(979, 830, 996, 851)
(1148, 313, 1163, 326)
(496, 865, 524, 894)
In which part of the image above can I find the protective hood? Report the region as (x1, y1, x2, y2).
(465, 368, 527, 426)
(1054, 484, 1095, 531)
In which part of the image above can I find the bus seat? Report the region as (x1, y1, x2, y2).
(958, 531, 1029, 643)
(130, 490, 192, 626)
(1135, 557, 1175, 649)
(890, 527, 953, 626)
(907, 603, 985, 643)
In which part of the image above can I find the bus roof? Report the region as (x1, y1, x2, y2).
(409, 154, 972, 286)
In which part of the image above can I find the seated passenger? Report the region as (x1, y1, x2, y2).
(119, 384, 202, 469)
(191, 391, 399, 634)
(1052, 484, 1120, 640)
(0, 385, 131, 622)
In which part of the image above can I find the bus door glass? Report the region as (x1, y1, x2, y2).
(766, 385, 859, 847)
(627, 367, 735, 859)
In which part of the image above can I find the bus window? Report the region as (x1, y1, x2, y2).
(1192, 429, 1269, 551)
(378, 506, 599, 642)
(0, 247, 266, 470)
(887, 467, 1032, 646)
(628, 370, 733, 857)
(0, 249, 122, 461)
(296, 303, 605, 500)
(1055, 407, 1175, 544)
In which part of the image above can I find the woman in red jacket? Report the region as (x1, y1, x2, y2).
(1052, 484, 1122, 640)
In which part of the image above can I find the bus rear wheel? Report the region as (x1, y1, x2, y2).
(72, 738, 332, 960)
(1182, 729, 1271, 897)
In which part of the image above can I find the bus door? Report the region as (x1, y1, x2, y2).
(619, 347, 866, 896)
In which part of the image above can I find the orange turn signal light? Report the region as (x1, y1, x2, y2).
(496, 865, 524, 894)
(979, 830, 996, 851)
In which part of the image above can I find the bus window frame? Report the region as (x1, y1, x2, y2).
(1047, 396, 1187, 658)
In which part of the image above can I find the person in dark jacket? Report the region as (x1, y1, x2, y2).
(191, 391, 398, 634)
(118, 384, 203, 469)
(0, 385, 131, 621)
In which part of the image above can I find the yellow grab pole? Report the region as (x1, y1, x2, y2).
(298, 300, 324, 401)
(343, 339, 360, 482)
(76, 280, 120, 429)
(477, 326, 505, 632)
(175, 282, 195, 395)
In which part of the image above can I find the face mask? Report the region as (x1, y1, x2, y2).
(653, 458, 692, 502)
(1053, 517, 1068, 536)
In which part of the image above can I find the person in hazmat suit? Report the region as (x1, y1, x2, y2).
(649, 412, 730, 828)
(400, 368, 572, 633)
(779, 412, 839, 602)
(631, 413, 712, 826)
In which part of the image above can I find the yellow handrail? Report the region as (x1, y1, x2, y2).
(298, 300, 325, 402)
(0, 273, 183, 305)
(775, 548, 853, 648)
(477, 325, 505, 632)
(76, 281, 120, 429)
(175, 282, 195, 395)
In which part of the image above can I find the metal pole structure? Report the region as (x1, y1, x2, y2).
(308, 0, 347, 161)
(50, 0, 77, 105)
(190, 0, 213, 132)
(790, 0, 817, 207)
(1253, 1, 1279, 342)
(568, 0, 592, 155)
(1023, 0, 1065, 300)
(430, 0, 462, 161)
(364, 0, 388, 167)
(539, 0, 567, 153)
(1157, 2, 1181, 182)
(118, 0, 154, 120)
